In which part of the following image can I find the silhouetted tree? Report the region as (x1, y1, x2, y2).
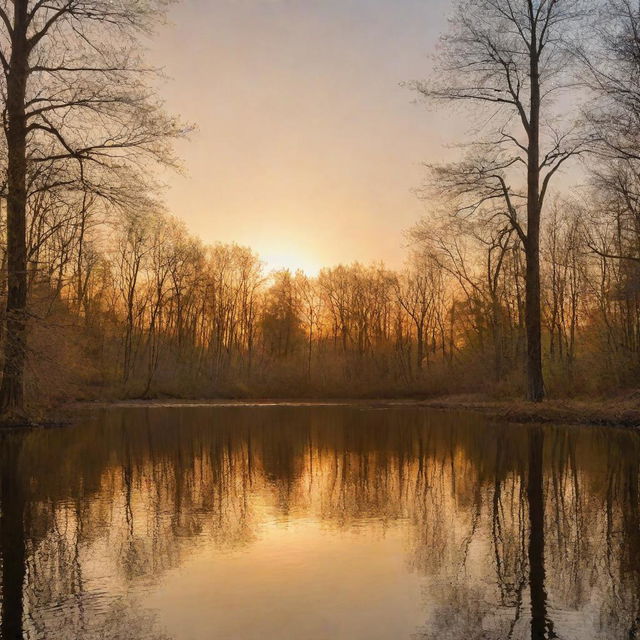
(0, 0, 182, 422)
(416, 0, 588, 401)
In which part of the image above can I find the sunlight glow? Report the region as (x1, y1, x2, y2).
(262, 249, 322, 276)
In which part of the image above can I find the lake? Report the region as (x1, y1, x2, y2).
(0, 405, 638, 639)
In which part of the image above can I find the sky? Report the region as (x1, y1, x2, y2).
(150, 0, 455, 274)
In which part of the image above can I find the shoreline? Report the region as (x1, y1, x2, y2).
(64, 394, 640, 429)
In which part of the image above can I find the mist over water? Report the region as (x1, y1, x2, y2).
(1, 406, 639, 639)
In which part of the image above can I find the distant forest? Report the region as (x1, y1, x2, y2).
(2, 0, 640, 413)
(23, 201, 640, 404)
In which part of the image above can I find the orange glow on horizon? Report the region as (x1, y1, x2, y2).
(262, 249, 323, 276)
(149, 0, 455, 271)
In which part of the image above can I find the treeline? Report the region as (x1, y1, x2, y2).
(10, 181, 640, 403)
(6, 0, 640, 409)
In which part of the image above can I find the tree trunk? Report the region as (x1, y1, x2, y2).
(491, 298, 503, 383)
(0, 1, 29, 421)
(526, 238, 544, 402)
(526, 37, 545, 403)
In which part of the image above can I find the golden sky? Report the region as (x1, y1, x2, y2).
(151, 0, 454, 274)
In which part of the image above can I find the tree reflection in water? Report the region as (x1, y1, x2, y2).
(0, 406, 639, 639)
(1, 433, 25, 640)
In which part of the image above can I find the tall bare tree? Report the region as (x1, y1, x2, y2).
(416, 0, 587, 401)
(585, 0, 640, 162)
(0, 0, 182, 421)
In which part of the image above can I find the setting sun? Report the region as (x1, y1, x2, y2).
(262, 248, 323, 277)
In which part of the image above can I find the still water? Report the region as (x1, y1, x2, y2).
(0, 405, 639, 640)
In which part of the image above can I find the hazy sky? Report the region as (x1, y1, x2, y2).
(151, 0, 455, 273)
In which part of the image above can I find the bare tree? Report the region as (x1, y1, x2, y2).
(0, 0, 183, 421)
(395, 252, 441, 372)
(416, 0, 588, 401)
(295, 271, 322, 379)
(585, 0, 640, 161)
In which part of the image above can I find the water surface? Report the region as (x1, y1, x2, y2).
(1, 406, 639, 639)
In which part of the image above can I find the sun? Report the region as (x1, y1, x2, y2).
(262, 249, 322, 277)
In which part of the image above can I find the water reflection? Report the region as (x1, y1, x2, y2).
(0, 407, 639, 639)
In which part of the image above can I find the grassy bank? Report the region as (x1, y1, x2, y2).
(413, 394, 640, 428)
